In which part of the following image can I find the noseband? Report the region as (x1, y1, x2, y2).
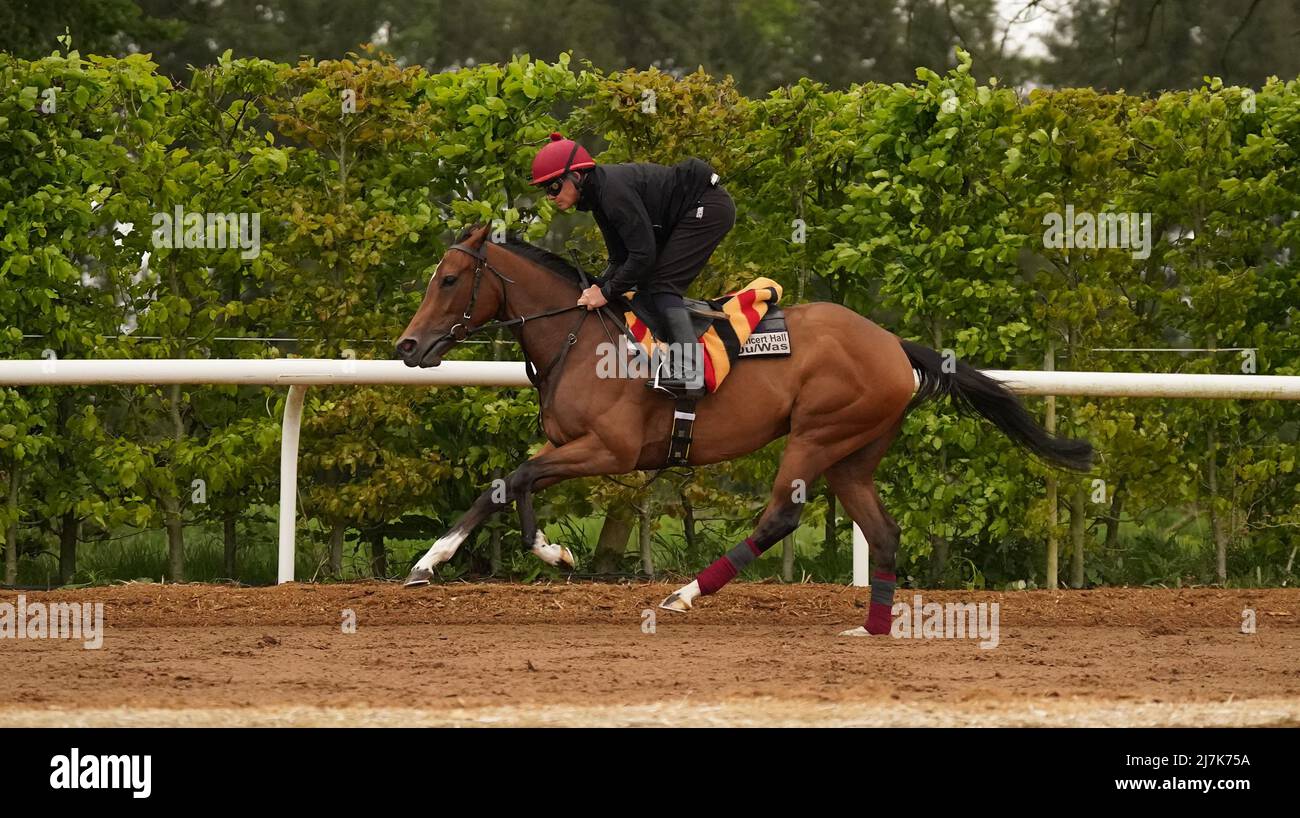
(439, 240, 516, 342)
(428, 240, 596, 404)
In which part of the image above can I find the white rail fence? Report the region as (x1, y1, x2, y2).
(2, 359, 1299, 586)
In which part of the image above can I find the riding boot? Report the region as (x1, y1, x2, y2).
(646, 305, 706, 398)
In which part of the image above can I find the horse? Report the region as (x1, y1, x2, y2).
(395, 224, 1092, 634)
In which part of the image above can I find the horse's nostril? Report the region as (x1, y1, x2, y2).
(396, 338, 417, 356)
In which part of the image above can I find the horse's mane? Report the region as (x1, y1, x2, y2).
(453, 225, 586, 287)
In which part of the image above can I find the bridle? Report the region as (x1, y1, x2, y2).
(428, 240, 585, 342)
(428, 239, 596, 407)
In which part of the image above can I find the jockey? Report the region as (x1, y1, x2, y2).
(531, 133, 735, 398)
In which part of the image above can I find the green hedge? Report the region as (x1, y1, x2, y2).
(2, 47, 1299, 588)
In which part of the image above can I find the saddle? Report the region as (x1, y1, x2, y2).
(603, 278, 791, 467)
(610, 293, 727, 340)
(607, 279, 790, 386)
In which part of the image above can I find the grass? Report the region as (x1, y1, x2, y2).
(17, 527, 292, 588)
(8, 509, 838, 588)
(6, 505, 1294, 589)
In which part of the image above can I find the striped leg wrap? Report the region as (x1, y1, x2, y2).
(865, 571, 896, 635)
(696, 537, 761, 595)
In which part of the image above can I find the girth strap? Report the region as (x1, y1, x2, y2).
(666, 398, 697, 467)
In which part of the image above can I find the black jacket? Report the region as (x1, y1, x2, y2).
(576, 158, 717, 299)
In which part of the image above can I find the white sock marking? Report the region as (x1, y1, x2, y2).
(530, 531, 570, 566)
(674, 580, 700, 604)
(415, 528, 469, 571)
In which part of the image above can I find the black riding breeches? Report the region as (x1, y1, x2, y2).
(638, 185, 736, 298)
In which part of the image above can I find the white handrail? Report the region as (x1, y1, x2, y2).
(2, 359, 1298, 585)
(983, 369, 1300, 400)
(0, 358, 531, 386)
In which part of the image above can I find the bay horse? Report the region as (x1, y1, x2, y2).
(395, 225, 1092, 634)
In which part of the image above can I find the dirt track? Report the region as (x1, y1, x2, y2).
(2, 582, 1298, 726)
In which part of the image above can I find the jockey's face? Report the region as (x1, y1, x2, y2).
(547, 173, 581, 211)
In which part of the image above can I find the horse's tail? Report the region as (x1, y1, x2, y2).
(900, 340, 1094, 472)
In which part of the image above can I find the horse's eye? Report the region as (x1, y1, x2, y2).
(441, 275, 458, 288)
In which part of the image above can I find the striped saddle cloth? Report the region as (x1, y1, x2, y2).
(620, 278, 789, 393)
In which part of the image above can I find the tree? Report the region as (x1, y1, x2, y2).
(0, 0, 180, 60)
(1042, 0, 1300, 92)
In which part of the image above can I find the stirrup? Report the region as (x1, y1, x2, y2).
(646, 379, 704, 398)
(645, 378, 678, 397)
(645, 359, 705, 398)
(645, 347, 680, 396)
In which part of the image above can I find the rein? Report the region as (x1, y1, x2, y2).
(438, 241, 592, 408)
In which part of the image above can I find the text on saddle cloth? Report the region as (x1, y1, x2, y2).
(619, 277, 790, 394)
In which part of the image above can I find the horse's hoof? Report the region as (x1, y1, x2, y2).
(530, 535, 574, 569)
(403, 568, 434, 588)
(659, 592, 692, 613)
(838, 626, 871, 637)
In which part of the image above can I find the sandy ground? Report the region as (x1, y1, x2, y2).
(1, 582, 1297, 726)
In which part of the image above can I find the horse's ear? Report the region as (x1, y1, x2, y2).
(467, 223, 491, 249)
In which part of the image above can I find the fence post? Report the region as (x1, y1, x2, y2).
(277, 385, 308, 584)
(852, 523, 870, 587)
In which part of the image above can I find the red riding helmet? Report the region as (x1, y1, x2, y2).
(530, 132, 596, 185)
